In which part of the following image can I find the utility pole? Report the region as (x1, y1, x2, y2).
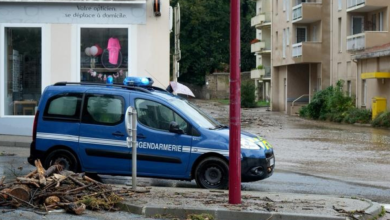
(173, 3, 181, 82)
(229, 0, 241, 204)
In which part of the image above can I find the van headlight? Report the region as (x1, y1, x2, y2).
(241, 138, 265, 150)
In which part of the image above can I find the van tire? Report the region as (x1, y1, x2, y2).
(44, 149, 79, 173)
(195, 157, 229, 189)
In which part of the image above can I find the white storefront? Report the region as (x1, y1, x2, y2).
(0, 0, 170, 136)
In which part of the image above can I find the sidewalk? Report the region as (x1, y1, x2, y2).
(118, 186, 383, 220)
(0, 134, 31, 148)
(0, 135, 386, 220)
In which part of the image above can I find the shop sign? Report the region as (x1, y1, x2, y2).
(0, 3, 146, 24)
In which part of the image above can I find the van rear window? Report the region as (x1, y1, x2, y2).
(43, 93, 82, 121)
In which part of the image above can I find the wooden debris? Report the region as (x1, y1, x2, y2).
(0, 159, 135, 215)
(45, 196, 60, 206)
(34, 159, 47, 186)
(63, 203, 86, 215)
(0, 176, 5, 185)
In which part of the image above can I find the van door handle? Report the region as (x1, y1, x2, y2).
(112, 132, 125, 137)
(137, 134, 146, 140)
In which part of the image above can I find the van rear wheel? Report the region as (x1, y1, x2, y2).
(44, 149, 79, 173)
(195, 157, 229, 189)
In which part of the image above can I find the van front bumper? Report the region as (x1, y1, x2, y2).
(27, 141, 45, 166)
(241, 155, 275, 182)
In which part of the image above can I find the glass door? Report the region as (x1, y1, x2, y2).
(4, 27, 42, 116)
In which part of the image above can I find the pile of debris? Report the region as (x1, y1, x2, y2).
(0, 160, 132, 215)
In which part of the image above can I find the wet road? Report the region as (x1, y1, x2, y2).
(1, 151, 389, 204)
(1, 100, 390, 205)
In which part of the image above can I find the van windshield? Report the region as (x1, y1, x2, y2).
(172, 100, 222, 129)
(155, 93, 222, 129)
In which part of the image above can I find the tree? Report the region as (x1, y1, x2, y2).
(170, 0, 255, 86)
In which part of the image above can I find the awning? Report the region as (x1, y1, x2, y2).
(361, 72, 390, 79)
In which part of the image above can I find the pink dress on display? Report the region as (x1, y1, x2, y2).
(107, 37, 121, 65)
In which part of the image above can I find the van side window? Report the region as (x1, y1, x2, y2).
(135, 99, 189, 133)
(43, 93, 82, 121)
(82, 94, 124, 125)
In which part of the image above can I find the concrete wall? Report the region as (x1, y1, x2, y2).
(272, 66, 287, 112)
(204, 72, 252, 100)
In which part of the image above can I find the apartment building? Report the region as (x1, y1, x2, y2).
(251, 0, 272, 102)
(341, 0, 390, 110)
(271, 0, 330, 115)
(256, 0, 390, 115)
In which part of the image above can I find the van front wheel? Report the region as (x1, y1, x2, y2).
(195, 157, 229, 189)
(44, 149, 79, 172)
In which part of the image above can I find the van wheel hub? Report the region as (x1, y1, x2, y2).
(205, 167, 222, 185)
(54, 157, 70, 170)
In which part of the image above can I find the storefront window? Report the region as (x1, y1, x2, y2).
(80, 28, 128, 83)
(4, 27, 42, 116)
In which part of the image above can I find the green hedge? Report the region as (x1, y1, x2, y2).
(241, 81, 256, 108)
(299, 80, 371, 124)
(372, 111, 390, 128)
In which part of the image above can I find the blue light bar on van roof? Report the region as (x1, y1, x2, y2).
(123, 77, 154, 87)
(107, 75, 114, 84)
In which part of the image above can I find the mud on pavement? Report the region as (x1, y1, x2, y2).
(191, 99, 390, 191)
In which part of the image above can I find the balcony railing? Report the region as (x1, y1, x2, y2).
(292, 4, 302, 21)
(292, 43, 303, 57)
(263, 67, 271, 79)
(250, 69, 265, 79)
(291, 41, 322, 62)
(347, 33, 365, 51)
(347, 0, 365, 9)
(251, 41, 265, 53)
(251, 12, 271, 27)
(291, 1, 322, 23)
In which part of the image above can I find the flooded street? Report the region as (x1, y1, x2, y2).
(1, 99, 390, 205)
(193, 99, 390, 202)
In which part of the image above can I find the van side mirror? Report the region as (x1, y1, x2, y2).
(169, 121, 184, 134)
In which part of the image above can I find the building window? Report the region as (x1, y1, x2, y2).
(286, 0, 290, 21)
(362, 79, 367, 106)
(317, 78, 321, 91)
(80, 28, 128, 84)
(312, 25, 317, 42)
(347, 80, 352, 97)
(371, 14, 377, 31)
(287, 27, 290, 46)
(275, 31, 279, 50)
(379, 12, 384, 31)
(296, 27, 307, 43)
(338, 0, 342, 11)
(351, 16, 364, 35)
(338, 18, 342, 52)
(283, 29, 286, 58)
(4, 27, 42, 116)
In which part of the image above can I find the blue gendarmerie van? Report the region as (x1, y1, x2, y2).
(28, 77, 275, 189)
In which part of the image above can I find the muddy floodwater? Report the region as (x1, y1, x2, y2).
(193, 100, 390, 190)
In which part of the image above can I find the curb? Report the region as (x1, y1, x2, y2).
(361, 201, 383, 220)
(117, 199, 384, 220)
(117, 202, 348, 220)
(0, 140, 30, 148)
